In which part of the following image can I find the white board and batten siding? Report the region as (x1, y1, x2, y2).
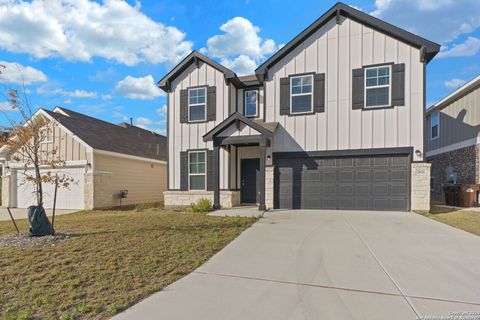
(168, 62, 234, 190)
(265, 17, 424, 161)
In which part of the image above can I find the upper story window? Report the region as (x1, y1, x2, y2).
(365, 65, 391, 108)
(244, 90, 258, 117)
(290, 75, 313, 114)
(188, 87, 206, 122)
(188, 150, 206, 190)
(431, 111, 439, 140)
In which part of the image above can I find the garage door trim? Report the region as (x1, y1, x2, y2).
(273, 147, 413, 211)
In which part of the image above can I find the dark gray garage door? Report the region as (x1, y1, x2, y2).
(274, 154, 410, 211)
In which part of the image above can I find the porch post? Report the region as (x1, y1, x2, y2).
(258, 141, 266, 211)
(213, 145, 221, 210)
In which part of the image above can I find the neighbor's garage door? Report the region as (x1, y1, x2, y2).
(274, 154, 410, 211)
(15, 167, 85, 209)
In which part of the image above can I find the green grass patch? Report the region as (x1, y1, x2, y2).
(0, 209, 257, 319)
(415, 206, 480, 236)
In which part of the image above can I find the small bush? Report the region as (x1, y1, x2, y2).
(187, 198, 212, 213)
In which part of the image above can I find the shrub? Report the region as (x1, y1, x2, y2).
(187, 198, 212, 213)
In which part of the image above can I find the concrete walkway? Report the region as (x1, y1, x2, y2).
(114, 210, 480, 320)
(0, 207, 79, 221)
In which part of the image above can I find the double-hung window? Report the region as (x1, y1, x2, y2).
(290, 75, 313, 114)
(431, 111, 439, 140)
(244, 90, 258, 117)
(188, 87, 206, 122)
(188, 151, 206, 190)
(365, 65, 391, 108)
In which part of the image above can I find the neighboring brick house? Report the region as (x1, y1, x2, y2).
(426, 75, 480, 203)
(0, 107, 167, 210)
(159, 2, 440, 211)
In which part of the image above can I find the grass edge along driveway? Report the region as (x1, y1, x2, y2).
(415, 205, 480, 236)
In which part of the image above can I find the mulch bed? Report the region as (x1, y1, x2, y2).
(0, 232, 75, 248)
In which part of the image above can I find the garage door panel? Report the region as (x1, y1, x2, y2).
(15, 167, 85, 210)
(274, 154, 409, 211)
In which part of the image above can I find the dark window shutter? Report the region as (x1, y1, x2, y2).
(207, 86, 216, 121)
(352, 68, 364, 109)
(180, 89, 188, 123)
(279, 77, 290, 115)
(313, 73, 325, 113)
(180, 151, 188, 190)
(206, 150, 214, 191)
(392, 63, 405, 106)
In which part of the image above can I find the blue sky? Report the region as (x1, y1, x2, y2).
(0, 0, 479, 135)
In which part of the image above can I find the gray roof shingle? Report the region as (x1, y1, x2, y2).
(43, 107, 167, 161)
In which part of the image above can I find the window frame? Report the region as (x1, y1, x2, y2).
(244, 89, 259, 118)
(364, 65, 392, 109)
(290, 74, 314, 115)
(188, 87, 207, 123)
(430, 111, 440, 140)
(188, 150, 207, 191)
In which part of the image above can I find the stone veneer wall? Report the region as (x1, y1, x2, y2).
(411, 162, 431, 211)
(164, 190, 240, 208)
(265, 166, 274, 210)
(427, 144, 479, 202)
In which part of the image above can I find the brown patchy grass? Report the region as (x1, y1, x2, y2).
(415, 206, 480, 236)
(0, 209, 257, 320)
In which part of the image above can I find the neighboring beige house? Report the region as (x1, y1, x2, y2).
(0, 107, 167, 210)
(158, 3, 440, 212)
(426, 75, 480, 202)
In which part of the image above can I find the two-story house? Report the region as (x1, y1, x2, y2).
(426, 75, 480, 203)
(159, 2, 440, 212)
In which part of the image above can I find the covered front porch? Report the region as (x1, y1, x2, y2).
(203, 112, 277, 211)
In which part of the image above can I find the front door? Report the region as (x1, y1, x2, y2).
(241, 158, 260, 204)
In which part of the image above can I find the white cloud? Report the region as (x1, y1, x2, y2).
(156, 105, 167, 117)
(51, 88, 98, 98)
(135, 117, 153, 126)
(0, 101, 20, 112)
(444, 78, 467, 89)
(372, 0, 480, 45)
(115, 75, 163, 100)
(101, 94, 112, 101)
(221, 55, 258, 76)
(438, 37, 480, 58)
(0, 61, 47, 85)
(203, 17, 278, 75)
(0, 0, 193, 66)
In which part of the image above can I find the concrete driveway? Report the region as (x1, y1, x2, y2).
(114, 210, 480, 320)
(0, 207, 78, 221)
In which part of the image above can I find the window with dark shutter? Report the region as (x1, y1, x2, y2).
(392, 63, 405, 106)
(313, 73, 325, 113)
(180, 151, 188, 190)
(206, 150, 214, 191)
(279, 77, 290, 115)
(207, 86, 216, 121)
(352, 68, 365, 109)
(180, 89, 188, 123)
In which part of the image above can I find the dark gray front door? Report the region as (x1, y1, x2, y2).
(274, 154, 410, 211)
(241, 158, 260, 204)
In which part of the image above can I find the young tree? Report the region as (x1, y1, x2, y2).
(0, 63, 72, 208)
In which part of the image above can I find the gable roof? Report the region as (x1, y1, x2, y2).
(255, 2, 441, 79)
(158, 51, 239, 92)
(203, 112, 276, 142)
(426, 75, 480, 114)
(43, 107, 167, 161)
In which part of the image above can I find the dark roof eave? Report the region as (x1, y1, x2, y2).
(158, 51, 240, 92)
(255, 2, 441, 79)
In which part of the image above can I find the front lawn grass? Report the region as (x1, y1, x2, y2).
(415, 206, 480, 236)
(0, 209, 257, 320)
